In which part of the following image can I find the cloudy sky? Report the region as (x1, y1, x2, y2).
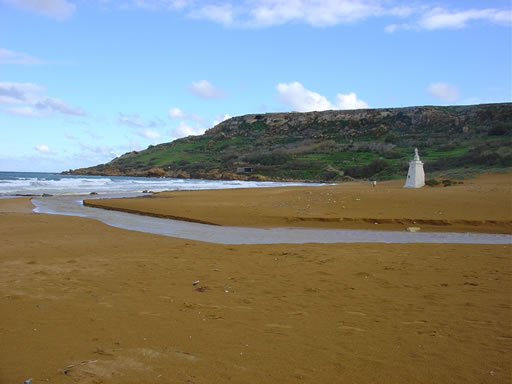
(1, 0, 510, 172)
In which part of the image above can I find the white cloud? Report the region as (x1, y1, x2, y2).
(100, 1, 512, 31)
(80, 143, 113, 154)
(131, 0, 191, 10)
(35, 97, 85, 115)
(246, 0, 383, 28)
(75, 143, 117, 164)
(131, 0, 389, 27)
(277, 82, 333, 112)
(118, 113, 147, 127)
(0, 82, 85, 117)
(1, 106, 44, 117)
(427, 82, 459, 102)
(136, 128, 161, 140)
(35, 144, 50, 153)
(0, 48, 47, 65)
(168, 107, 206, 122)
(386, 6, 511, 32)
(168, 107, 185, 119)
(190, 4, 234, 27)
(118, 113, 163, 128)
(64, 132, 76, 139)
(2, 0, 76, 19)
(277, 81, 369, 112)
(0, 82, 43, 104)
(168, 121, 207, 139)
(419, 7, 512, 30)
(384, 23, 399, 33)
(188, 80, 225, 99)
(212, 113, 231, 127)
(336, 92, 369, 109)
(175, 122, 197, 136)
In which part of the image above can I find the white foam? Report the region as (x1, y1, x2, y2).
(0, 172, 319, 196)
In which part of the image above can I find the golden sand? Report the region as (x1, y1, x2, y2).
(0, 172, 511, 383)
(85, 171, 512, 234)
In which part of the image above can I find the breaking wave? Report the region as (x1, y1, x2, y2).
(0, 172, 316, 196)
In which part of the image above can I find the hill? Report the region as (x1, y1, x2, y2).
(66, 103, 512, 181)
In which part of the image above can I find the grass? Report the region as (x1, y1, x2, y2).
(78, 103, 512, 181)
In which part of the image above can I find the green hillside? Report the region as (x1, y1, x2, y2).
(67, 103, 512, 181)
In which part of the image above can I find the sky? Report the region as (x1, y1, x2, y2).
(0, 0, 511, 172)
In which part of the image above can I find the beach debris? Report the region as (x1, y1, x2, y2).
(406, 227, 421, 232)
(194, 286, 208, 292)
(62, 360, 98, 375)
(192, 280, 200, 286)
(42, 193, 53, 197)
(24, 379, 33, 384)
(489, 370, 495, 376)
(89, 192, 98, 195)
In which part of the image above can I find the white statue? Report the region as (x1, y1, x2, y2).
(404, 148, 425, 188)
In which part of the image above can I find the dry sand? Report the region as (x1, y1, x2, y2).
(1, 172, 511, 383)
(85, 171, 512, 234)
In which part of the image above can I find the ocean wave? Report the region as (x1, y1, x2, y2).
(0, 172, 317, 196)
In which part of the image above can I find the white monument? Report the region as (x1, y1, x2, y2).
(404, 148, 425, 188)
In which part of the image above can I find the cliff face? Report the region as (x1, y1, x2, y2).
(205, 105, 499, 137)
(67, 103, 512, 181)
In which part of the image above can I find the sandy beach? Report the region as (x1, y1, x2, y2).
(85, 171, 512, 234)
(1, 172, 511, 383)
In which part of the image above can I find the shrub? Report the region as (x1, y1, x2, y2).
(425, 179, 440, 186)
(438, 143, 456, 152)
(381, 150, 403, 159)
(322, 170, 339, 180)
(384, 134, 398, 144)
(344, 159, 390, 179)
(243, 151, 292, 166)
(488, 122, 512, 136)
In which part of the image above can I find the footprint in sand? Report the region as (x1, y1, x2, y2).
(339, 325, 366, 332)
(265, 323, 292, 329)
(345, 311, 367, 317)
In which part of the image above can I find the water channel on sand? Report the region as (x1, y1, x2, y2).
(32, 194, 512, 245)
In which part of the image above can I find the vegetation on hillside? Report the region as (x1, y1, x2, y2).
(67, 103, 512, 181)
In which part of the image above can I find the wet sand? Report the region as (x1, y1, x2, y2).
(1, 173, 511, 383)
(85, 171, 512, 234)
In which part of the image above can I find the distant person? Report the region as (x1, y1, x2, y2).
(371, 180, 377, 188)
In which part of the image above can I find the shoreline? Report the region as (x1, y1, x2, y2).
(83, 171, 512, 234)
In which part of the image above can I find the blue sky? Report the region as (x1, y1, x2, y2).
(1, 0, 511, 172)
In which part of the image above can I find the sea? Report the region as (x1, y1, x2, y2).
(0, 171, 313, 197)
